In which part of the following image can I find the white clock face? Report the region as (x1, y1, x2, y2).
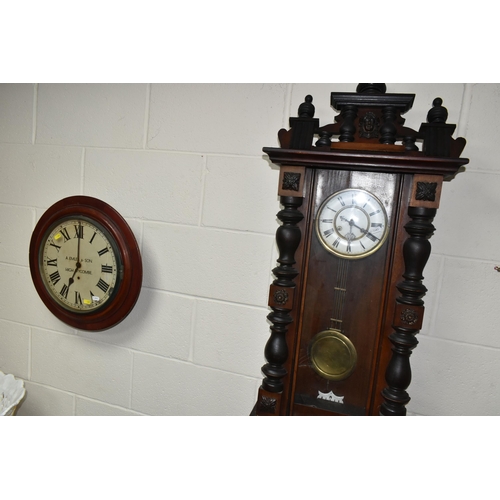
(40, 217, 121, 312)
(316, 188, 389, 259)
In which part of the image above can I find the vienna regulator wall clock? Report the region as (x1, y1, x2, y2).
(29, 196, 142, 331)
(253, 84, 469, 416)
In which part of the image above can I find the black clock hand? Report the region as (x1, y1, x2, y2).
(67, 223, 82, 289)
(339, 215, 356, 236)
(340, 216, 363, 236)
(75, 222, 82, 271)
(357, 226, 380, 241)
(340, 216, 380, 241)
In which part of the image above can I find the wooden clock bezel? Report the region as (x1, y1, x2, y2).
(29, 196, 142, 331)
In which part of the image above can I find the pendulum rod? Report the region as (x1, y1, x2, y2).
(330, 259, 350, 331)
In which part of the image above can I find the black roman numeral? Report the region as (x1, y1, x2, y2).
(89, 232, 97, 244)
(333, 237, 341, 248)
(101, 265, 113, 273)
(98, 247, 109, 256)
(60, 283, 69, 299)
(369, 210, 381, 216)
(47, 258, 57, 267)
(60, 228, 71, 241)
(74, 225, 84, 239)
(371, 223, 383, 228)
(49, 270, 61, 285)
(96, 278, 109, 293)
(50, 243, 61, 252)
(75, 291, 82, 305)
(338, 196, 345, 206)
(323, 228, 335, 238)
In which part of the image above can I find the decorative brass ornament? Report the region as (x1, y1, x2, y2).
(309, 329, 357, 381)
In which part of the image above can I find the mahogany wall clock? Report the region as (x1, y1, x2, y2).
(29, 196, 142, 331)
(253, 84, 469, 416)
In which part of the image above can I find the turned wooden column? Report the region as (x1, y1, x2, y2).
(256, 194, 303, 415)
(380, 205, 436, 416)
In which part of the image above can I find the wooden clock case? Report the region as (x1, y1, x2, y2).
(29, 196, 143, 331)
(253, 84, 469, 416)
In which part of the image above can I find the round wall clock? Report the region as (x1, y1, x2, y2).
(315, 188, 389, 259)
(29, 196, 142, 331)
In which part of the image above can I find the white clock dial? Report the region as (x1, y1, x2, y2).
(316, 188, 389, 259)
(40, 217, 120, 312)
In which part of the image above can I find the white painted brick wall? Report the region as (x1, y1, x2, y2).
(0, 144, 83, 209)
(0, 84, 33, 144)
(31, 328, 133, 406)
(84, 148, 205, 223)
(36, 84, 147, 148)
(148, 83, 288, 155)
(1, 83, 498, 416)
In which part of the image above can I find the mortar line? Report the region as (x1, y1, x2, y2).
(188, 300, 197, 363)
(197, 154, 208, 226)
(142, 83, 151, 149)
(456, 83, 473, 138)
(31, 83, 38, 145)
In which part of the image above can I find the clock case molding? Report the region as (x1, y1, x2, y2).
(253, 84, 469, 416)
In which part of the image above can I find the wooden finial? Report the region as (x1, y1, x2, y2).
(356, 83, 387, 94)
(298, 95, 315, 118)
(427, 97, 448, 123)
